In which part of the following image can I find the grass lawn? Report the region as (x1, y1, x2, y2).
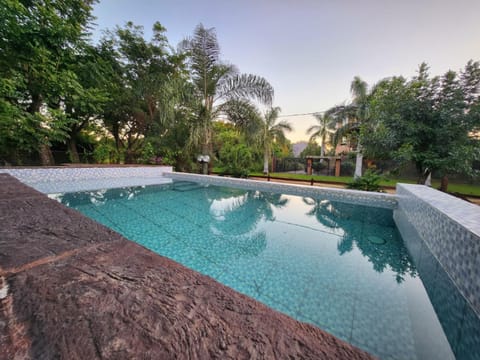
(248, 172, 480, 197)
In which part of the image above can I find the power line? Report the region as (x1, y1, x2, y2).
(278, 111, 325, 118)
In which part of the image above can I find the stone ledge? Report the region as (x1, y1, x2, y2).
(165, 172, 397, 209)
(395, 183, 480, 317)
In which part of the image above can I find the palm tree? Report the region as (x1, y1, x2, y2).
(181, 24, 274, 171)
(306, 112, 336, 156)
(328, 76, 369, 178)
(259, 107, 292, 174)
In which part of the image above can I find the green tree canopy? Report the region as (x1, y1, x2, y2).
(363, 61, 480, 190)
(0, 0, 98, 165)
(180, 24, 274, 166)
(99, 21, 188, 163)
(306, 112, 336, 156)
(259, 107, 292, 174)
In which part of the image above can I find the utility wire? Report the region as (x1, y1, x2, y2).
(278, 111, 325, 117)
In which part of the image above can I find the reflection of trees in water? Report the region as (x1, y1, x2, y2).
(57, 185, 289, 260)
(207, 189, 289, 257)
(303, 197, 417, 283)
(56, 186, 146, 207)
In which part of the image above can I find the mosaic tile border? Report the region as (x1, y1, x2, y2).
(0, 166, 173, 194)
(394, 184, 480, 317)
(164, 172, 398, 209)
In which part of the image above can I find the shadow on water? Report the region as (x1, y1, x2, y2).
(303, 197, 417, 283)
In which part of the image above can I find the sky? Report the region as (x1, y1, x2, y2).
(91, 0, 480, 142)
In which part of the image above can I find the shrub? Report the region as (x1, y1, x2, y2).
(93, 140, 119, 164)
(140, 142, 156, 164)
(219, 142, 254, 178)
(347, 170, 384, 192)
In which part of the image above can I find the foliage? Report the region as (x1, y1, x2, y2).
(325, 77, 370, 177)
(213, 122, 260, 176)
(306, 113, 336, 156)
(299, 141, 322, 158)
(99, 21, 187, 163)
(219, 142, 255, 178)
(0, 0, 98, 165)
(363, 62, 480, 190)
(1, 0, 478, 185)
(258, 107, 292, 174)
(180, 24, 274, 158)
(346, 170, 384, 192)
(140, 142, 156, 164)
(272, 139, 293, 158)
(93, 139, 119, 164)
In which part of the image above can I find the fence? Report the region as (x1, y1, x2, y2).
(273, 156, 479, 183)
(273, 157, 347, 176)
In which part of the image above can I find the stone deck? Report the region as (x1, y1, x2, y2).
(0, 173, 374, 359)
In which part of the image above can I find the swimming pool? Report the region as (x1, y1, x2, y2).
(53, 181, 467, 360)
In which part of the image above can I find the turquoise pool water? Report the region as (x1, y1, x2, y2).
(54, 181, 457, 360)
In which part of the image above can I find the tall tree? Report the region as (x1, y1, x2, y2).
(100, 22, 187, 163)
(327, 77, 370, 177)
(306, 112, 336, 156)
(180, 24, 274, 171)
(364, 61, 480, 191)
(0, 0, 97, 165)
(258, 107, 292, 174)
(63, 44, 111, 162)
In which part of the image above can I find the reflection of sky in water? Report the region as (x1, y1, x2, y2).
(54, 182, 474, 360)
(210, 194, 248, 221)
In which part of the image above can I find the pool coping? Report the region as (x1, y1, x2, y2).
(165, 172, 398, 209)
(394, 183, 480, 318)
(0, 166, 173, 194)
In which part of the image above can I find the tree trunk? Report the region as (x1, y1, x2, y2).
(125, 149, 136, 164)
(424, 172, 432, 186)
(440, 175, 449, 192)
(200, 141, 211, 175)
(263, 151, 269, 175)
(28, 93, 54, 166)
(39, 143, 55, 166)
(67, 137, 80, 163)
(354, 143, 363, 178)
(321, 134, 325, 157)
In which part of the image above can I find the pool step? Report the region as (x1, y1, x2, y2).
(172, 181, 205, 192)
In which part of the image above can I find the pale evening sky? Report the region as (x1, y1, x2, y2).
(92, 0, 480, 142)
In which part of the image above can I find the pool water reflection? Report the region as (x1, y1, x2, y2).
(53, 182, 477, 360)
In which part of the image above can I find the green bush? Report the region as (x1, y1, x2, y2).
(219, 142, 254, 178)
(347, 170, 384, 192)
(139, 142, 156, 164)
(93, 140, 119, 164)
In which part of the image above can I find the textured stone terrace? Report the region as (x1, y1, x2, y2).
(0, 174, 374, 360)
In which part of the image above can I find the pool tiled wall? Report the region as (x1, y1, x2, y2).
(165, 172, 398, 209)
(0, 166, 173, 194)
(394, 184, 480, 358)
